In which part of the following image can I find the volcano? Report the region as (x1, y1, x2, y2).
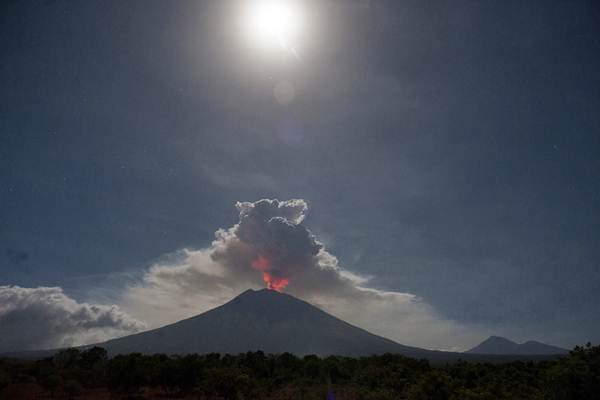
(96, 288, 426, 357)
(88, 290, 565, 361)
(6, 289, 565, 362)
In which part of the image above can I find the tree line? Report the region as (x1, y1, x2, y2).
(0, 343, 598, 399)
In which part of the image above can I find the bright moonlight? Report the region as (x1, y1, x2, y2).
(242, 0, 303, 54)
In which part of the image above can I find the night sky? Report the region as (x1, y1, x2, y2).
(1, 0, 600, 351)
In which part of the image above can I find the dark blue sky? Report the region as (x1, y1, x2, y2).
(2, 0, 599, 347)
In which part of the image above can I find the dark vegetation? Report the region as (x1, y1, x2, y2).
(0, 344, 598, 400)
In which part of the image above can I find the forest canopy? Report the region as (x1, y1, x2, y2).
(1, 344, 598, 399)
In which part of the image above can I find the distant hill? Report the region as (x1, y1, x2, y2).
(466, 335, 568, 355)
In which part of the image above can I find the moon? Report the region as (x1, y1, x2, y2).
(242, 0, 303, 55)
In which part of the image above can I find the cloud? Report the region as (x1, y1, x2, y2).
(0, 285, 145, 352)
(121, 199, 486, 350)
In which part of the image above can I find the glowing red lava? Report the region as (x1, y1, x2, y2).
(252, 256, 289, 292)
(263, 273, 289, 292)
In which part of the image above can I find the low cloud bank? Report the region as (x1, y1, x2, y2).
(0, 285, 144, 352)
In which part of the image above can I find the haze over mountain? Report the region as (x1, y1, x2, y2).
(467, 336, 568, 355)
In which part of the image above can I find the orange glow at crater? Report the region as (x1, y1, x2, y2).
(263, 272, 289, 292)
(252, 256, 290, 292)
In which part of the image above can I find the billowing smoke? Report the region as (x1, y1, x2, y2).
(0, 285, 145, 352)
(213, 199, 321, 292)
(123, 199, 486, 350)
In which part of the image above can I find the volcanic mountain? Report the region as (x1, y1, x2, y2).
(95, 288, 429, 358)
(4, 289, 566, 363)
(466, 336, 568, 355)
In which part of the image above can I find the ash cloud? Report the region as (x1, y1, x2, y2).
(123, 199, 485, 350)
(0, 285, 145, 352)
(212, 199, 323, 291)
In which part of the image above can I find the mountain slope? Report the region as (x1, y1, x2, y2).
(96, 289, 426, 357)
(466, 336, 568, 355)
